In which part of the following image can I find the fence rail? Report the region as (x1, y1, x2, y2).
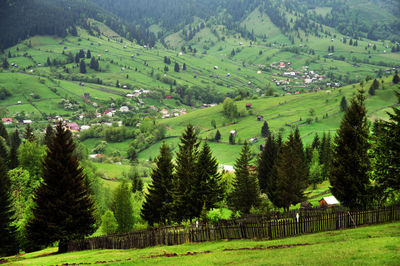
(66, 205, 400, 252)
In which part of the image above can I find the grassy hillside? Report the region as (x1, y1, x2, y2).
(4, 222, 400, 265)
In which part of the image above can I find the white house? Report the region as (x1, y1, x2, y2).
(120, 106, 130, 112)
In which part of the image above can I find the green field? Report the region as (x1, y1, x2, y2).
(4, 222, 400, 265)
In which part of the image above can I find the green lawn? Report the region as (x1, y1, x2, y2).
(5, 222, 400, 265)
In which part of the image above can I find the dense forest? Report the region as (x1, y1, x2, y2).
(1, 0, 399, 50)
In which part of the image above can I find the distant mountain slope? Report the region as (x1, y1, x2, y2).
(0, 0, 156, 50)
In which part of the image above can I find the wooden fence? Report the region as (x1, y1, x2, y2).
(66, 205, 400, 252)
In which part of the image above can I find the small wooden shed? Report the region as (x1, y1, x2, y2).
(319, 196, 339, 208)
(301, 201, 313, 209)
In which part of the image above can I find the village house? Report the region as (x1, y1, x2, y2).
(66, 122, 80, 132)
(1, 118, 13, 125)
(246, 103, 252, 109)
(104, 110, 113, 117)
(257, 115, 263, 121)
(23, 120, 32, 124)
(319, 196, 339, 208)
(230, 130, 237, 137)
(80, 125, 91, 131)
(119, 106, 130, 112)
(249, 136, 258, 143)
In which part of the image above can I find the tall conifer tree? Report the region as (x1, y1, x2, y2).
(0, 157, 19, 256)
(26, 122, 96, 253)
(229, 141, 261, 214)
(8, 130, 21, 169)
(371, 88, 400, 201)
(192, 142, 224, 215)
(141, 142, 174, 225)
(329, 90, 371, 209)
(172, 124, 199, 222)
(274, 128, 308, 211)
(257, 134, 279, 206)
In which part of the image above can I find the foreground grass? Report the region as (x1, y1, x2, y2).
(5, 222, 400, 265)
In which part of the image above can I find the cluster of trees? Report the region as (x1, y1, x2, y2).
(0, 122, 100, 254)
(0, 0, 157, 50)
(142, 125, 224, 225)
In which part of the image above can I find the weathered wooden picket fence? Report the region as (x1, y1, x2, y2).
(66, 205, 400, 252)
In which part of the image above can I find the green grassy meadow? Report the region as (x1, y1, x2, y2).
(4, 222, 400, 265)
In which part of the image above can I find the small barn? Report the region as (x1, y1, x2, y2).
(246, 103, 252, 109)
(230, 130, 237, 137)
(257, 115, 263, 121)
(319, 196, 339, 208)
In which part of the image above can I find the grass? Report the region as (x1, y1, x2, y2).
(4, 222, 400, 265)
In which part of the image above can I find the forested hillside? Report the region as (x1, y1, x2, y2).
(0, 0, 156, 50)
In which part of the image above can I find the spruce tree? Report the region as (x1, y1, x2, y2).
(172, 125, 199, 222)
(0, 121, 8, 141)
(8, 130, 21, 169)
(174, 62, 180, 72)
(340, 96, 347, 112)
(229, 141, 261, 214)
(0, 137, 8, 163)
(368, 79, 379, 96)
(257, 134, 279, 206)
(261, 121, 270, 138)
(2, 58, 9, 69)
(274, 128, 309, 211)
(215, 130, 221, 142)
(0, 157, 19, 256)
(131, 171, 143, 193)
(329, 90, 371, 209)
(24, 124, 35, 142)
(44, 124, 54, 147)
(192, 142, 224, 215)
(86, 50, 91, 59)
(371, 88, 400, 200)
(79, 59, 86, 74)
(141, 142, 174, 225)
(393, 70, 399, 84)
(26, 122, 96, 253)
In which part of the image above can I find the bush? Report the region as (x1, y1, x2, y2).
(206, 208, 233, 223)
(101, 210, 118, 235)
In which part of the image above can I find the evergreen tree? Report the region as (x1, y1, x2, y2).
(0, 138, 9, 167)
(8, 130, 21, 169)
(261, 121, 270, 138)
(174, 62, 180, 72)
(86, 50, 91, 58)
(46, 57, 51, 66)
(112, 181, 134, 233)
(274, 128, 309, 211)
(0, 121, 8, 142)
(172, 124, 199, 222)
(44, 124, 54, 147)
(371, 88, 400, 201)
(192, 142, 224, 214)
(74, 53, 80, 63)
(229, 133, 235, 144)
(182, 63, 186, 71)
(257, 134, 279, 206)
(2, 58, 9, 69)
(229, 141, 261, 214)
(329, 90, 371, 209)
(0, 157, 19, 256)
(78, 49, 85, 58)
(26, 122, 96, 253)
(79, 59, 86, 74)
(141, 142, 174, 225)
(368, 79, 379, 96)
(24, 124, 35, 142)
(393, 70, 399, 84)
(311, 133, 320, 150)
(340, 96, 347, 112)
(215, 130, 221, 142)
(90, 57, 99, 71)
(131, 171, 143, 193)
